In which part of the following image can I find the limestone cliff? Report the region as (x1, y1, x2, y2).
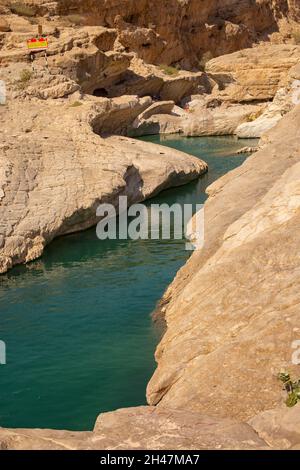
(2, 0, 300, 69)
(0, 88, 206, 273)
(147, 105, 300, 422)
(1, 0, 300, 451)
(1, 106, 300, 450)
(49, 0, 300, 67)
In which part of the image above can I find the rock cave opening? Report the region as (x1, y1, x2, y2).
(93, 88, 109, 97)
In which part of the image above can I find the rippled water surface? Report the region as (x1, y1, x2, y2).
(0, 136, 256, 430)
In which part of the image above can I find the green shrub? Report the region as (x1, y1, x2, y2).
(292, 30, 300, 45)
(10, 2, 36, 17)
(158, 64, 179, 76)
(20, 69, 32, 82)
(17, 69, 33, 90)
(64, 15, 86, 26)
(246, 110, 263, 122)
(70, 101, 83, 108)
(278, 372, 300, 407)
(198, 51, 214, 71)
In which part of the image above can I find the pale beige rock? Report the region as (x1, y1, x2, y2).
(0, 428, 92, 450)
(114, 15, 165, 64)
(236, 87, 295, 138)
(206, 45, 300, 102)
(0, 85, 207, 274)
(0, 407, 269, 450)
(32, 0, 300, 68)
(92, 407, 268, 450)
(91, 94, 153, 135)
(130, 113, 183, 137)
(289, 63, 300, 81)
(0, 22, 208, 103)
(2, 0, 300, 70)
(182, 103, 262, 136)
(131, 102, 263, 137)
(249, 405, 300, 449)
(130, 100, 180, 136)
(235, 146, 259, 154)
(147, 106, 300, 421)
(25, 73, 80, 100)
(236, 115, 282, 138)
(0, 18, 10, 32)
(107, 58, 209, 103)
(1, 0, 300, 452)
(136, 100, 175, 122)
(159, 72, 208, 103)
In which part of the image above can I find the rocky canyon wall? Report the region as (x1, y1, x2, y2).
(1, 0, 300, 451)
(3, 0, 300, 68)
(147, 105, 300, 421)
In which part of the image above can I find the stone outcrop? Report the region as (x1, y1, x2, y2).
(130, 101, 263, 137)
(91, 95, 153, 135)
(0, 17, 210, 102)
(0, 80, 207, 273)
(0, 17, 10, 32)
(1, 403, 299, 450)
(236, 65, 300, 137)
(182, 102, 262, 137)
(127, 43, 300, 139)
(101, 58, 210, 103)
(2, 0, 300, 70)
(147, 105, 300, 422)
(206, 44, 300, 102)
(130, 100, 176, 135)
(0, 407, 269, 450)
(16, 0, 300, 68)
(135, 100, 175, 122)
(1, 0, 300, 452)
(249, 405, 300, 450)
(114, 15, 166, 65)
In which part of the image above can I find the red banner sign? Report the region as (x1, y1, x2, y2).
(27, 38, 48, 51)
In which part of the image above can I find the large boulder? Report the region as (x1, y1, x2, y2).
(249, 405, 300, 449)
(130, 100, 178, 136)
(0, 17, 10, 32)
(206, 44, 300, 102)
(183, 103, 262, 136)
(236, 85, 296, 138)
(136, 100, 175, 121)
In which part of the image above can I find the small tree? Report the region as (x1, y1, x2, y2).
(278, 372, 300, 407)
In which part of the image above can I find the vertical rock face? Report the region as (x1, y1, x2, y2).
(14, 0, 300, 68)
(205, 44, 300, 102)
(146, 106, 300, 421)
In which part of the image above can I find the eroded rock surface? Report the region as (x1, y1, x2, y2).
(1, 0, 300, 452)
(147, 106, 300, 422)
(10, 0, 298, 69)
(0, 407, 269, 450)
(206, 44, 300, 102)
(0, 84, 206, 273)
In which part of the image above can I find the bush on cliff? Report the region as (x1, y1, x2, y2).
(279, 372, 300, 407)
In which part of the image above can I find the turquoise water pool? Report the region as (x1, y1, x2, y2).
(0, 136, 255, 430)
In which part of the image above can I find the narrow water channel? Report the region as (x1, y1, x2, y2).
(0, 136, 256, 431)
